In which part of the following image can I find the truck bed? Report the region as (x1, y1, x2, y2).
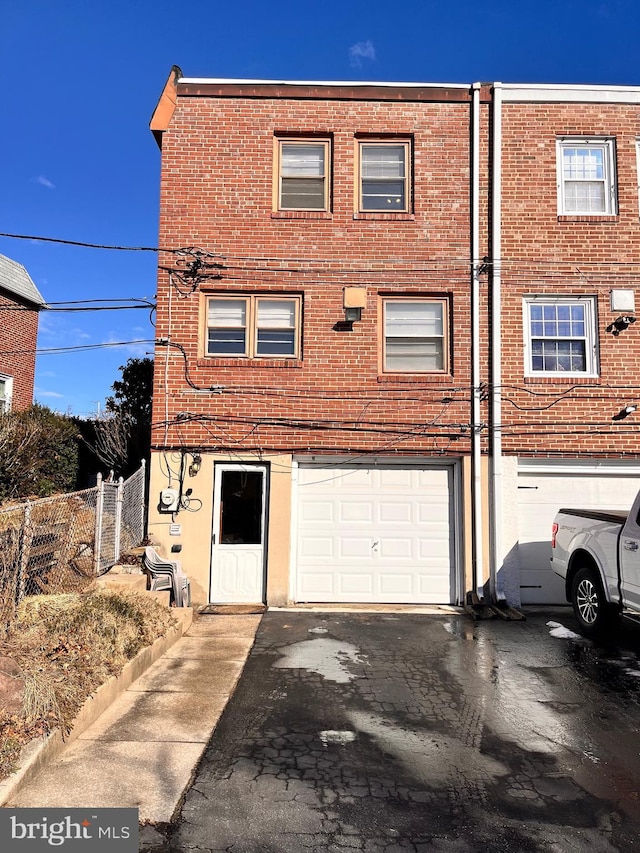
(557, 508, 629, 525)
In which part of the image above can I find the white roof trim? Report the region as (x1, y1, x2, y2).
(179, 77, 471, 89)
(502, 83, 640, 104)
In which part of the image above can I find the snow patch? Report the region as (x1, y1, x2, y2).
(308, 627, 329, 634)
(546, 621, 583, 640)
(273, 638, 366, 683)
(319, 730, 357, 746)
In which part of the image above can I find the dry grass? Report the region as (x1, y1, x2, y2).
(0, 589, 177, 781)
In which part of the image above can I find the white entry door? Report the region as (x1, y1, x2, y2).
(210, 464, 267, 603)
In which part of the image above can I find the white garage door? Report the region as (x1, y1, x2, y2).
(517, 463, 640, 604)
(294, 463, 456, 604)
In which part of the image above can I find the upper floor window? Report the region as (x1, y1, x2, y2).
(358, 140, 411, 213)
(524, 297, 598, 376)
(0, 375, 12, 413)
(557, 138, 617, 215)
(382, 298, 448, 373)
(275, 139, 330, 211)
(206, 295, 301, 359)
(636, 138, 640, 215)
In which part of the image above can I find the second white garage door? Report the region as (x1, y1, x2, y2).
(517, 462, 640, 604)
(294, 462, 457, 604)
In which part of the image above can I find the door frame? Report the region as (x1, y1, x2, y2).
(210, 462, 270, 604)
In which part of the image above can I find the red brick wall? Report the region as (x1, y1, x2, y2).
(0, 292, 39, 410)
(152, 92, 478, 458)
(498, 102, 640, 457)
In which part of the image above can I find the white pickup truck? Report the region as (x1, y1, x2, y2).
(551, 491, 640, 635)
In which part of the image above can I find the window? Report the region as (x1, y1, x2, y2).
(524, 298, 597, 376)
(358, 141, 410, 212)
(276, 139, 330, 211)
(557, 138, 617, 215)
(206, 295, 301, 358)
(382, 299, 447, 373)
(636, 138, 640, 215)
(0, 376, 12, 413)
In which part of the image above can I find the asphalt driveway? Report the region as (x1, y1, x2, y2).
(157, 607, 640, 852)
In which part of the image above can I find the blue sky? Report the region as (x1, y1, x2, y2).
(1, 0, 640, 417)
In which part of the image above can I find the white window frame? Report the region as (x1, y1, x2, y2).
(381, 297, 448, 374)
(275, 138, 330, 212)
(357, 140, 411, 213)
(0, 375, 13, 414)
(523, 296, 598, 377)
(205, 295, 302, 359)
(635, 138, 640, 216)
(557, 137, 617, 215)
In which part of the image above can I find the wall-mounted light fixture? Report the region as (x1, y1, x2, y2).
(606, 315, 637, 336)
(188, 453, 202, 477)
(336, 287, 367, 330)
(612, 405, 637, 421)
(610, 289, 635, 313)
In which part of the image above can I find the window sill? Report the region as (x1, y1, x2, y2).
(524, 375, 600, 384)
(197, 357, 302, 369)
(557, 215, 618, 223)
(377, 373, 452, 384)
(354, 212, 415, 221)
(271, 211, 332, 220)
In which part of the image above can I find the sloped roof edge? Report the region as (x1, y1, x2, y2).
(0, 253, 47, 309)
(150, 65, 183, 149)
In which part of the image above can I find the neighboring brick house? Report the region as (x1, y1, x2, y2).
(493, 84, 640, 606)
(0, 253, 47, 412)
(148, 69, 640, 609)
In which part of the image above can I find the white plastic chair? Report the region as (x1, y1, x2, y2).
(143, 546, 191, 607)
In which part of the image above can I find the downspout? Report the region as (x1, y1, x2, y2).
(490, 83, 504, 602)
(471, 82, 484, 600)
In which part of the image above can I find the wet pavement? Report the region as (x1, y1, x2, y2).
(148, 607, 640, 852)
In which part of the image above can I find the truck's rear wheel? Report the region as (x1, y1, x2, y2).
(571, 566, 618, 637)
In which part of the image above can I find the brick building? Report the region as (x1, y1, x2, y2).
(494, 83, 640, 605)
(148, 69, 640, 608)
(0, 253, 47, 412)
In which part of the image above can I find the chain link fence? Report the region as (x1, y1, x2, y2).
(0, 462, 147, 634)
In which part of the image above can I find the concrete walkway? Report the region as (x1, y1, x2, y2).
(6, 613, 262, 825)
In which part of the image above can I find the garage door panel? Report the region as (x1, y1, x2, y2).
(520, 568, 565, 602)
(418, 540, 451, 560)
(379, 469, 414, 487)
(340, 574, 374, 594)
(299, 537, 335, 558)
(420, 580, 451, 598)
(300, 501, 334, 523)
(380, 573, 413, 594)
(295, 463, 455, 604)
(339, 538, 374, 558)
(379, 501, 412, 523)
(379, 538, 414, 559)
(340, 501, 373, 523)
(418, 501, 450, 522)
(299, 574, 334, 595)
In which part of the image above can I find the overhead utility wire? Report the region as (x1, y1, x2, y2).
(0, 305, 153, 313)
(0, 340, 156, 356)
(0, 232, 162, 252)
(7, 229, 640, 271)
